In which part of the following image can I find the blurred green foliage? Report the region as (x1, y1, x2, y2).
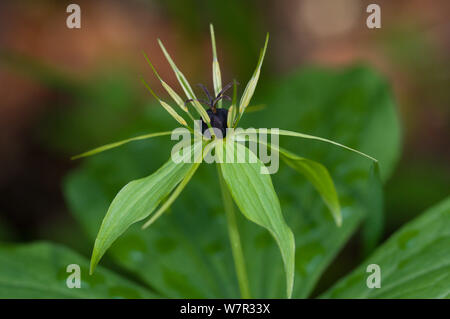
(0, 242, 157, 298)
(322, 197, 450, 298)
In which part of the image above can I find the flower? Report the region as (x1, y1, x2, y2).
(73, 24, 377, 298)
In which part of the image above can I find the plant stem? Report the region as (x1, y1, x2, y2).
(216, 165, 251, 299)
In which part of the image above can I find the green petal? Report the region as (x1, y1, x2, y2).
(238, 33, 269, 116)
(210, 24, 222, 107)
(141, 78, 187, 126)
(0, 242, 158, 298)
(234, 128, 377, 162)
(142, 51, 188, 113)
(71, 131, 172, 160)
(158, 39, 210, 123)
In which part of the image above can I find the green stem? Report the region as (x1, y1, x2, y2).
(216, 165, 251, 298)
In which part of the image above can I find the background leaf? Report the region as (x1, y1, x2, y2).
(360, 163, 384, 256)
(72, 131, 172, 160)
(0, 242, 157, 298)
(321, 196, 450, 298)
(210, 24, 222, 107)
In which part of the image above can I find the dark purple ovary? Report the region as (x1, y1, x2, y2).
(201, 108, 229, 138)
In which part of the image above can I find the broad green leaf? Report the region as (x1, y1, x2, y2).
(238, 33, 269, 116)
(158, 39, 210, 123)
(142, 162, 202, 229)
(142, 142, 214, 228)
(71, 131, 172, 160)
(278, 148, 341, 226)
(90, 142, 200, 273)
(0, 242, 157, 298)
(218, 140, 295, 298)
(210, 24, 222, 107)
(360, 163, 384, 256)
(322, 197, 450, 298)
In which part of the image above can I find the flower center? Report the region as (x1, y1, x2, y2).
(201, 108, 228, 138)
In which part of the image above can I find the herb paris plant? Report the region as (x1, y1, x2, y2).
(72, 24, 377, 298)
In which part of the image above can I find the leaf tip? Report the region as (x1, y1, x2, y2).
(333, 207, 342, 227)
(89, 257, 97, 275)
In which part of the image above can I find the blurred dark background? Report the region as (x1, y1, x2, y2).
(0, 0, 449, 294)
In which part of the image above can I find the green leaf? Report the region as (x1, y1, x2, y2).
(71, 131, 172, 160)
(227, 106, 235, 129)
(322, 197, 450, 298)
(67, 160, 239, 298)
(218, 140, 295, 298)
(278, 148, 341, 226)
(210, 24, 222, 107)
(142, 142, 214, 228)
(0, 242, 157, 298)
(238, 33, 269, 117)
(90, 142, 200, 274)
